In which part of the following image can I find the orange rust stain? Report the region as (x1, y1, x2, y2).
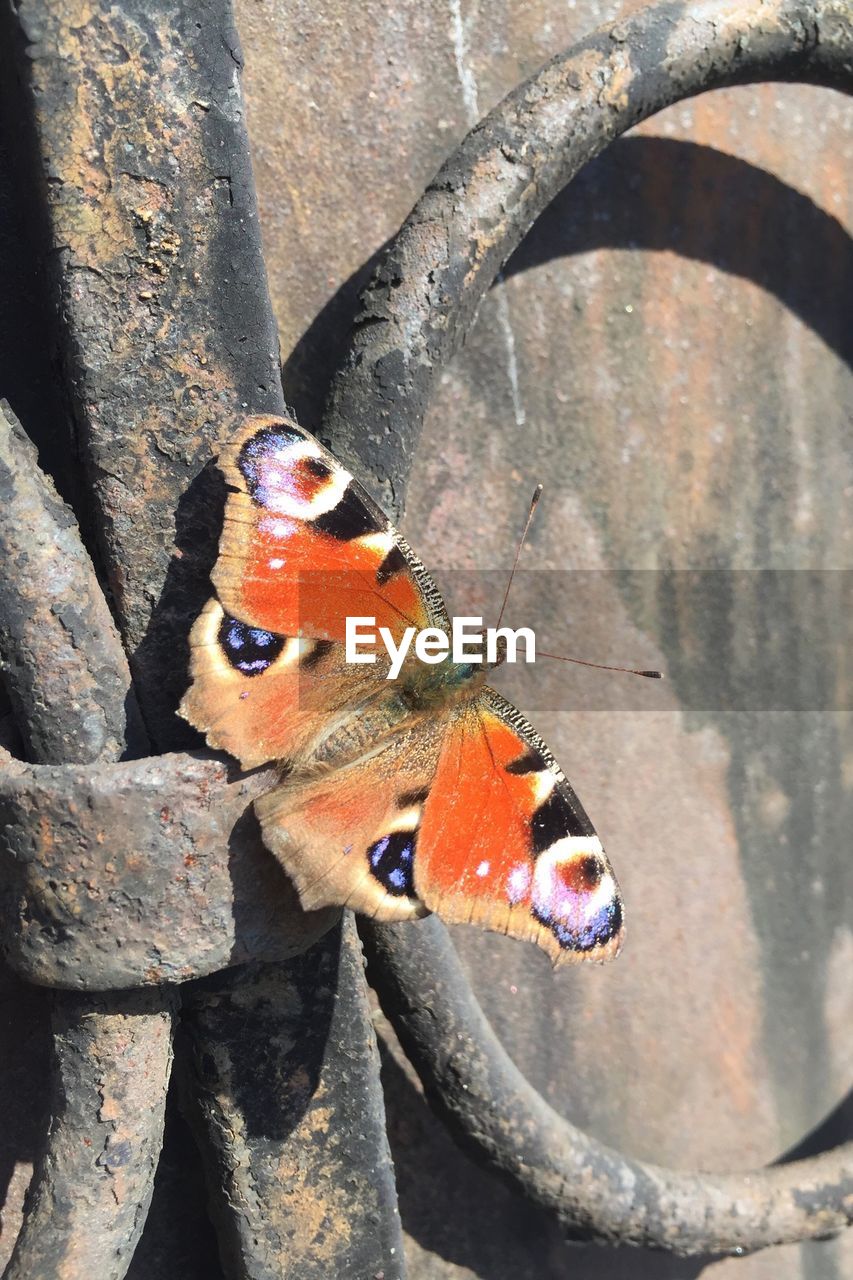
(37, 813, 56, 856)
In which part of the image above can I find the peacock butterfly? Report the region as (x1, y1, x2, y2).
(180, 416, 624, 964)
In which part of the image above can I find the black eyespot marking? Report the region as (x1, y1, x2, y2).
(506, 750, 541, 775)
(531, 787, 594, 851)
(376, 544, 408, 585)
(300, 639, 334, 669)
(313, 483, 381, 541)
(367, 830, 417, 897)
(218, 614, 286, 676)
(304, 455, 332, 480)
(237, 424, 304, 497)
(397, 788, 429, 808)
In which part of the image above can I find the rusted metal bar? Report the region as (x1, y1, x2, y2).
(0, 403, 176, 1279)
(1, 1, 408, 1273)
(363, 916, 853, 1256)
(322, 0, 853, 519)
(180, 917, 405, 1280)
(4, 988, 176, 1280)
(6, 0, 285, 749)
(0, 752, 334, 989)
(0, 402, 145, 763)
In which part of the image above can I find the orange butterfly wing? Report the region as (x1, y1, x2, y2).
(211, 416, 439, 644)
(181, 416, 446, 767)
(414, 690, 623, 964)
(253, 689, 623, 965)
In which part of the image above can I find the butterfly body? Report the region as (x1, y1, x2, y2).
(181, 416, 625, 965)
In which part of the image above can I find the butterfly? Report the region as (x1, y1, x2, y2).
(180, 415, 624, 965)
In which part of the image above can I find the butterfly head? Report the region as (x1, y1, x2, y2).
(396, 646, 486, 711)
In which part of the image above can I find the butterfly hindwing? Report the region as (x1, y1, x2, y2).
(254, 719, 446, 922)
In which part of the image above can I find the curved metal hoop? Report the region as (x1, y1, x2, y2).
(323, 0, 852, 519)
(322, 0, 853, 1257)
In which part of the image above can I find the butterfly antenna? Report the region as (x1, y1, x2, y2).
(496, 485, 662, 680)
(538, 651, 663, 679)
(495, 484, 543, 631)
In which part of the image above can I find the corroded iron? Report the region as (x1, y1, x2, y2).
(0, 401, 176, 1278)
(2, 989, 177, 1280)
(180, 919, 404, 1280)
(0, 751, 335, 989)
(363, 916, 853, 1255)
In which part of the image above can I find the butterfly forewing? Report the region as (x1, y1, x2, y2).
(211, 416, 448, 644)
(417, 690, 623, 963)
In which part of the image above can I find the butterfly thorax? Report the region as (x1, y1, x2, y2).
(311, 654, 485, 769)
(399, 651, 488, 708)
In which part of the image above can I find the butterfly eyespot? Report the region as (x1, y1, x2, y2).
(218, 614, 285, 676)
(237, 423, 350, 520)
(541, 896, 623, 953)
(303, 455, 332, 480)
(287, 454, 334, 502)
(237, 423, 305, 494)
(367, 830, 417, 898)
(558, 852, 605, 892)
(531, 842, 621, 952)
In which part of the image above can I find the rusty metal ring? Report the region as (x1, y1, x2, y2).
(322, 0, 853, 1257)
(322, 0, 852, 519)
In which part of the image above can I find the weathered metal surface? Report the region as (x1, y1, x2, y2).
(0, 401, 175, 1277)
(181, 917, 405, 1280)
(0, 957, 51, 1273)
(3, 989, 176, 1280)
(363, 916, 853, 1254)
(1, 0, 407, 1275)
(0, 753, 335, 989)
(9, 0, 284, 748)
(234, 1, 852, 1277)
(321, 0, 851, 518)
(0, 404, 144, 764)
